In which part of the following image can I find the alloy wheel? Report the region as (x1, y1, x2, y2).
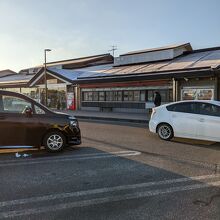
(158, 124, 173, 140)
(47, 134, 63, 150)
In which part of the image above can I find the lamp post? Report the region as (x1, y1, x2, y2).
(44, 49, 51, 106)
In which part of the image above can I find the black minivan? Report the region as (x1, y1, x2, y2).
(0, 90, 81, 152)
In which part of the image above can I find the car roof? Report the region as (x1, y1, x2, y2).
(166, 100, 220, 106)
(0, 90, 21, 95)
(0, 90, 32, 100)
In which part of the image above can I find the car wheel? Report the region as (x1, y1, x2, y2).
(43, 131, 66, 152)
(157, 124, 173, 141)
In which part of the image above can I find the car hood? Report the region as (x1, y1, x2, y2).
(54, 111, 76, 119)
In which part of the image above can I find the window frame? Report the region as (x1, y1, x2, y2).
(195, 102, 220, 117)
(166, 102, 197, 114)
(0, 94, 34, 114)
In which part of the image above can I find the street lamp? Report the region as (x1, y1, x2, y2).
(44, 48, 51, 106)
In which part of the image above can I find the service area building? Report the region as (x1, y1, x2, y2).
(1, 43, 220, 114)
(77, 43, 220, 113)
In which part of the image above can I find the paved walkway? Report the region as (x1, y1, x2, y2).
(60, 110, 150, 123)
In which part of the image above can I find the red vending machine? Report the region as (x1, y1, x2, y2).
(67, 92, 76, 110)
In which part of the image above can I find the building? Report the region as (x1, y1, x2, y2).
(0, 69, 17, 78)
(76, 43, 220, 113)
(1, 43, 220, 113)
(0, 69, 38, 99)
(27, 54, 113, 109)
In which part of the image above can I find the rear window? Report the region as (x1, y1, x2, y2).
(166, 102, 196, 114)
(196, 103, 220, 117)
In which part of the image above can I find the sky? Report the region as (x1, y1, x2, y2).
(0, 0, 220, 72)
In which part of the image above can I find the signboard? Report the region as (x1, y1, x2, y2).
(181, 88, 214, 100)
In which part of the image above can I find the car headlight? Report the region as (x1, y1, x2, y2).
(69, 117, 78, 127)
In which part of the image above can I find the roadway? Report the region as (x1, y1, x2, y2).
(0, 120, 219, 219)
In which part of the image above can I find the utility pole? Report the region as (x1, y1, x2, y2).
(44, 49, 51, 107)
(109, 45, 117, 57)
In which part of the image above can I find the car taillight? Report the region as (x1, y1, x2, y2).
(151, 108, 156, 117)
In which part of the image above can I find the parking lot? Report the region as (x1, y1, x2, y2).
(0, 120, 220, 220)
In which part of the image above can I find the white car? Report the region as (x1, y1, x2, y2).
(149, 100, 220, 142)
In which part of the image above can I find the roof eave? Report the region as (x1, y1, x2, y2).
(29, 68, 73, 87)
(75, 68, 213, 84)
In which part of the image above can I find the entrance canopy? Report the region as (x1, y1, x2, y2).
(28, 65, 113, 87)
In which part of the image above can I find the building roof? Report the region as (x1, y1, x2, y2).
(45, 53, 113, 69)
(76, 68, 214, 84)
(105, 48, 220, 75)
(51, 64, 112, 79)
(29, 64, 113, 86)
(76, 47, 220, 84)
(120, 43, 192, 56)
(23, 46, 220, 87)
(0, 73, 34, 87)
(0, 69, 17, 78)
(2, 44, 220, 88)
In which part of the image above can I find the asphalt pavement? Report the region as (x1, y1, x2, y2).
(0, 120, 219, 220)
(60, 110, 149, 123)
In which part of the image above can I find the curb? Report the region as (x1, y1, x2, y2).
(75, 115, 149, 124)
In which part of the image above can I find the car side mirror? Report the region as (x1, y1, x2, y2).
(23, 106, 33, 117)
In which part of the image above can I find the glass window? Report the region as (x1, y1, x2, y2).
(83, 92, 89, 101)
(110, 91, 115, 101)
(140, 90, 146, 102)
(34, 105, 45, 114)
(147, 90, 170, 102)
(113, 91, 118, 101)
(196, 103, 220, 117)
(128, 91, 134, 101)
(160, 90, 170, 102)
(1, 95, 32, 113)
(133, 91, 140, 101)
(166, 102, 196, 114)
(182, 88, 214, 101)
(20, 88, 39, 100)
(169, 89, 173, 102)
(197, 89, 214, 100)
(99, 92, 105, 101)
(93, 92, 99, 101)
(88, 92, 93, 101)
(123, 91, 129, 101)
(182, 89, 197, 100)
(117, 91, 122, 101)
(106, 91, 110, 101)
(147, 90, 154, 102)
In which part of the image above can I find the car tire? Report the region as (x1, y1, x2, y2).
(157, 123, 174, 141)
(43, 131, 66, 152)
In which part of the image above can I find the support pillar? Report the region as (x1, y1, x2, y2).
(74, 85, 81, 110)
(172, 78, 178, 101)
(214, 76, 218, 100)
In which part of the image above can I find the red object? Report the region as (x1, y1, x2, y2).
(68, 99, 75, 110)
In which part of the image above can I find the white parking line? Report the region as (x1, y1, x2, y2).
(0, 173, 219, 208)
(1, 173, 219, 208)
(0, 151, 141, 167)
(0, 179, 220, 219)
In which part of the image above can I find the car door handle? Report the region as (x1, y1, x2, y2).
(199, 118, 205, 122)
